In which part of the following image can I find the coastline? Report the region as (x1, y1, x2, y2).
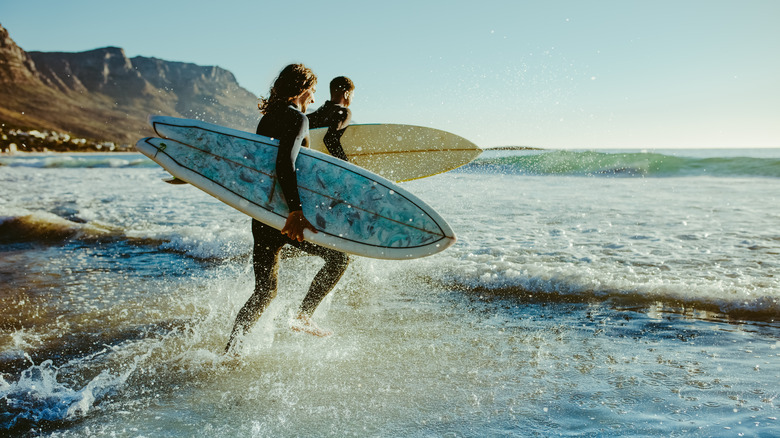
(1, 126, 136, 154)
(0, 150, 140, 156)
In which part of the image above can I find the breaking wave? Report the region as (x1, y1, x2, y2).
(0, 154, 155, 169)
(0, 212, 246, 261)
(464, 150, 780, 178)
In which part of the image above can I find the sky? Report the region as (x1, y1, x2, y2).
(2, 0, 779, 149)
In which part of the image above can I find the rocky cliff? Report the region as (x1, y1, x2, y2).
(0, 23, 258, 146)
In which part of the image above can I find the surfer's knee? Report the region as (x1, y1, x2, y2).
(326, 252, 349, 272)
(246, 287, 276, 310)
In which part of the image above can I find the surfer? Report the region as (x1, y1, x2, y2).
(225, 64, 350, 353)
(306, 76, 355, 161)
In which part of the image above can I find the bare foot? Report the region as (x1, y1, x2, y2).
(291, 314, 333, 337)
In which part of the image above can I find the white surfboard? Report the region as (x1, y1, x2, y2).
(309, 124, 481, 182)
(138, 117, 456, 260)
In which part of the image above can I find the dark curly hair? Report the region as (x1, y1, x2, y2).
(258, 64, 317, 114)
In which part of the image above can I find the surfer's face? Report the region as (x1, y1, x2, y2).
(295, 86, 316, 112)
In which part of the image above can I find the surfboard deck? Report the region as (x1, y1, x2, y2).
(309, 124, 481, 182)
(138, 117, 456, 260)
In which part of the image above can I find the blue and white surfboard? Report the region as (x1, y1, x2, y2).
(136, 116, 456, 259)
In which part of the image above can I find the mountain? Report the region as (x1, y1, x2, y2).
(0, 23, 259, 146)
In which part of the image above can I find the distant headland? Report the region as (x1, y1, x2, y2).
(0, 22, 258, 152)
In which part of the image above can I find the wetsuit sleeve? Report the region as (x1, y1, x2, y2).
(323, 106, 351, 161)
(275, 112, 307, 212)
(307, 106, 325, 130)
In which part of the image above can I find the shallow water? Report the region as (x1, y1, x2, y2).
(1, 149, 779, 436)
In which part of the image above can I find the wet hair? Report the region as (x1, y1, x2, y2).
(330, 76, 355, 96)
(258, 64, 317, 114)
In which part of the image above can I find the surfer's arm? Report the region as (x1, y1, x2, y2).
(323, 107, 351, 161)
(276, 111, 317, 241)
(275, 113, 307, 212)
(323, 128, 348, 161)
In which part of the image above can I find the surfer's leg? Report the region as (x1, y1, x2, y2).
(295, 242, 350, 317)
(290, 249, 348, 337)
(225, 220, 283, 353)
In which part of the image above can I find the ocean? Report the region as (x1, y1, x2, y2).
(1, 148, 779, 436)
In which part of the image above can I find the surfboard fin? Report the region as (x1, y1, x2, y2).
(162, 176, 189, 185)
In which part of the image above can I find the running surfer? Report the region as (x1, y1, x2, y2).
(225, 64, 350, 353)
(306, 76, 355, 161)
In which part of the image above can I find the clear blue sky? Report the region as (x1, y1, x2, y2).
(2, 0, 779, 149)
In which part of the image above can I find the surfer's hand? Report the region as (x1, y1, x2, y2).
(282, 210, 317, 242)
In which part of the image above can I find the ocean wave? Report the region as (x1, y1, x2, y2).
(0, 211, 248, 261)
(0, 357, 131, 432)
(4, 209, 777, 320)
(445, 278, 780, 322)
(0, 212, 120, 244)
(412, 253, 780, 322)
(464, 150, 780, 178)
(3, 151, 778, 177)
(0, 154, 155, 169)
(0, 325, 170, 434)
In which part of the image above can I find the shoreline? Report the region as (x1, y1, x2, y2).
(0, 150, 139, 156)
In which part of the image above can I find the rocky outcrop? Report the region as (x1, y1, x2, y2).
(0, 23, 258, 146)
(0, 24, 40, 84)
(29, 47, 148, 97)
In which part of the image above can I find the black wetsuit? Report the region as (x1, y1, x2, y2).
(226, 105, 349, 349)
(307, 100, 352, 161)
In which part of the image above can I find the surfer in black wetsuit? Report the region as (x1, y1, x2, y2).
(306, 76, 355, 161)
(225, 64, 349, 353)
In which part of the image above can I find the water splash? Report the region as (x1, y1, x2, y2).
(0, 356, 131, 431)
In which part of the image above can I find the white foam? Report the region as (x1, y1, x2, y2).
(0, 357, 130, 427)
